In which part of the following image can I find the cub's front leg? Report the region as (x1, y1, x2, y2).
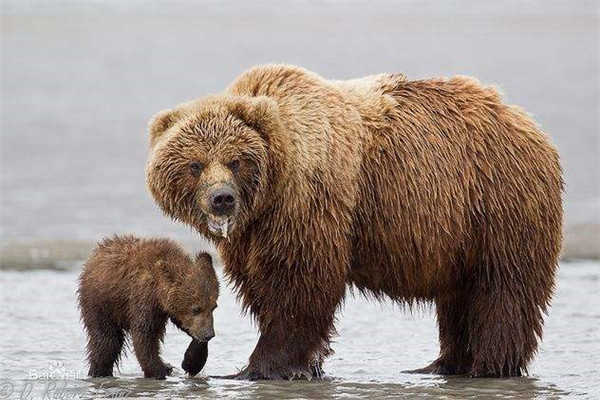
(131, 319, 173, 379)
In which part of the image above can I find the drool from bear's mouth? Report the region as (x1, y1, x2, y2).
(207, 215, 235, 238)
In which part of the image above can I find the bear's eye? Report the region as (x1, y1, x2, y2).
(228, 159, 240, 171)
(189, 162, 203, 175)
(192, 306, 202, 315)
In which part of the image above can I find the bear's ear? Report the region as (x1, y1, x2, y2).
(229, 96, 280, 136)
(148, 108, 182, 146)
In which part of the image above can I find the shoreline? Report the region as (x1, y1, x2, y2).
(2, 224, 597, 270)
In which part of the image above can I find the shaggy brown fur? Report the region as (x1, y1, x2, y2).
(78, 235, 219, 379)
(146, 64, 563, 379)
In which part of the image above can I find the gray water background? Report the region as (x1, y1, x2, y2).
(1, 1, 599, 399)
(1, 0, 598, 263)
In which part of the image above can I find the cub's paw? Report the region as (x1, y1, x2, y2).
(182, 339, 208, 377)
(144, 363, 174, 380)
(88, 367, 114, 378)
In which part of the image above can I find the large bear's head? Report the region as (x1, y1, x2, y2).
(146, 94, 283, 239)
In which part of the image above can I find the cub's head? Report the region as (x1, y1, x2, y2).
(162, 252, 219, 342)
(146, 95, 282, 239)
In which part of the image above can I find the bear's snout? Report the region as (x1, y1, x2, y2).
(209, 186, 236, 215)
(204, 183, 238, 238)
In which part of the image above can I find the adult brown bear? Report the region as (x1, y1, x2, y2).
(146, 64, 562, 379)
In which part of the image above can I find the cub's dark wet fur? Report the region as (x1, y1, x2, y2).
(78, 235, 218, 379)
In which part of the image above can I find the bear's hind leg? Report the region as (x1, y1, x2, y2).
(86, 320, 125, 377)
(466, 277, 545, 377)
(409, 290, 472, 375)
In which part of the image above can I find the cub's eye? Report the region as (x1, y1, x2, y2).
(189, 162, 203, 175)
(228, 159, 240, 171)
(192, 306, 202, 315)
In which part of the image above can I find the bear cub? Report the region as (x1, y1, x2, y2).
(78, 235, 219, 379)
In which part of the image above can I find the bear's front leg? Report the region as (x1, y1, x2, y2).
(234, 321, 334, 380)
(228, 249, 347, 380)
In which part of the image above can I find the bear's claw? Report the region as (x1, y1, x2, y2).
(215, 365, 330, 381)
(405, 359, 467, 376)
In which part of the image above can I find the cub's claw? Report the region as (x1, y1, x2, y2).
(144, 363, 174, 380)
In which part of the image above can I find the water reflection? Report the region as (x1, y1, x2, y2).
(75, 374, 570, 399)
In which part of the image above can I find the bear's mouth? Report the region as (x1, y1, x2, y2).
(207, 215, 235, 238)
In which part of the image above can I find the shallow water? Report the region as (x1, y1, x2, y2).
(0, 262, 598, 399)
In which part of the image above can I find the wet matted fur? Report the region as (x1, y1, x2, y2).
(146, 65, 563, 379)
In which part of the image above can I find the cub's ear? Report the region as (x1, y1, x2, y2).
(148, 108, 182, 146)
(229, 96, 280, 135)
(195, 252, 213, 266)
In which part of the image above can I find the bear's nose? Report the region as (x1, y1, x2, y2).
(209, 188, 236, 215)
